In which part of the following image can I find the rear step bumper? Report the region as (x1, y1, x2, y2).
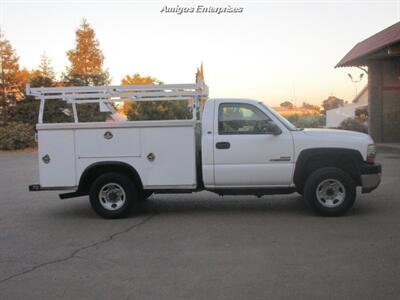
(29, 184, 81, 199)
(59, 191, 83, 199)
(29, 184, 42, 191)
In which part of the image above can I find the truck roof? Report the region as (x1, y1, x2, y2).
(209, 98, 262, 102)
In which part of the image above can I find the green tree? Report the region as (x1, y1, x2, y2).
(62, 19, 110, 122)
(121, 73, 191, 121)
(16, 55, 73, 126)
(121, 74, 159, 86)
(16, 54, 55, 126)
(15, 68, 30, 93)
(63, 19, 110, 86)
(302, 102, 320, 111)
(280, 101, 294, 109)
(121, 73, 158, 120)
(321, 96, 344, 113)
(0, 32, 20, 124)
(30, 53, 55, 88)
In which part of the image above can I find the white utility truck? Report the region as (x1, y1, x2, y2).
(27, 82, 381, 218)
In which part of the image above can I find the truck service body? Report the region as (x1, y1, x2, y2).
(27, 82, 381, 218)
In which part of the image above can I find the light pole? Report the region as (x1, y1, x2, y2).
(347, 73, 364, 98)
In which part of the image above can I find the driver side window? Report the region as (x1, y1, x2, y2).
(218, 103, 274, 135)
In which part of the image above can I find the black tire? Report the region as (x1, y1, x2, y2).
(304, 167, 356, 216)
(89, 172, 138, 219)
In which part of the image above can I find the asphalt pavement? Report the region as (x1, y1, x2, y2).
(0, 148, 399, 299)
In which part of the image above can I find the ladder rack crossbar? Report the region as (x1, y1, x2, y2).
(26, 82, 209, 124)
(66, 97, 196, 104)
(27, 83, 208, 102)
(38, 91, 206, 101)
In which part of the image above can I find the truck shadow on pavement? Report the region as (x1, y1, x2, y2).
(145, 195, 310, 216)
(144, 195, 380, 218)
(48, 193, 381, 220)
(48, 194, 309, 219)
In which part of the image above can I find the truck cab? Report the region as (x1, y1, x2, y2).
(27, 83, 381, 218)
(202, 99, 294, 188)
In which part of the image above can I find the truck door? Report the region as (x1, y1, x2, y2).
(213, 101, 294, 187)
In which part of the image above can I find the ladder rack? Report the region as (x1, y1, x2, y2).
(26, 82, 209, 124)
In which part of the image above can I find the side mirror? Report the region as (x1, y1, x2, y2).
(268, 123, 282, 135)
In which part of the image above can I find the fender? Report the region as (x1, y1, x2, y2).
(77, 161, 144, 195)
(293, 148, 364, 191)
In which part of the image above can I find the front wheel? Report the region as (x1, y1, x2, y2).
(304, 167, 356, 216)
(89, 172, 138, 219)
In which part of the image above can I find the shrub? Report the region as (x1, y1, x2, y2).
(0, 122, 36, 150)
(15, 98, 74, 125)
(15, 98, 108, 124)
(14, 98, 39, 126)
(126, 100, 192, 121)
(338, 118, 368, 133)
(286, 114, 326, 128)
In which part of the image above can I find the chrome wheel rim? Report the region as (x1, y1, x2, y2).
(98, 183, 126, 211)
(316, 179, 346, 208)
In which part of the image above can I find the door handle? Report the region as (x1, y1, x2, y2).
(216, 142, 230, 149)
(270, 156, 291, 162)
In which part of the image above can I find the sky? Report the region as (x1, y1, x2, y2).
(1, 0, 399, 106)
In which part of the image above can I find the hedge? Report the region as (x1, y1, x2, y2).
(0, 122, 36, 150)
(338, 118, 368, 133)
(286, 114, 326, 128)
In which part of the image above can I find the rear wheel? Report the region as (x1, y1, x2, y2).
(89, 172, 138, 219)
(304, 167, 356, 216)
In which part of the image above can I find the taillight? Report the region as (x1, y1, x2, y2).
(367, 144, 376, 164)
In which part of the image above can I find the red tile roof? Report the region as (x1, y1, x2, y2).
(336, 21, 400, 67)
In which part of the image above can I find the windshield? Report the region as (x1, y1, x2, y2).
(259, 102, 298, 131)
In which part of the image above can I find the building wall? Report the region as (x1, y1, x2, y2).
(369, 60, 400, 143)
(382, 61, 400, 142)
(368, 61, 383, 142)
(326, 87, 369, 128)
(326, 104, 356, 127)
(355, 87, 369, 105)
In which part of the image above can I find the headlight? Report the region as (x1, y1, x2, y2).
(367, 144, 376, 164)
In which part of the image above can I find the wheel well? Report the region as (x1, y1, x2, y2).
(77, 162, 143, 195)
(294, 148, 363, 192)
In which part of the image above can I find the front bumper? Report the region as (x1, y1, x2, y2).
(360, 163, 382, 193)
